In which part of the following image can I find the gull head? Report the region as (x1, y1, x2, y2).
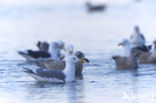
(66, 56, 78, 64)
(118, 39, 130, 47)
(49, 42, 60, 59)
(66, 45, 74, 55)
(118, 39, 131, 57)
(37, 41, 49, 51)
(134, 25, 140, 33)
(57, 41, 65, 51)
(75, 51, 89, 63)
(50, 42, 59, 49)
(66, 55, 86, 65)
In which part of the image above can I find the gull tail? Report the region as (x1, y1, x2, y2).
(23, 67, 47, 82)
(18, 51, 28, 56)
(112, 56, 118, 60)
(23, 67, 35, 74)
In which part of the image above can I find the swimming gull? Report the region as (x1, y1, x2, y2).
(130, 26, 151, 52)
(138, 40, 156, 63)
(112, 48, 138, 69)
(24, 56, 86, 82)
(18, 42, 64, 62)
(118, 39, 131, 57)
(86, 1, 106, 12)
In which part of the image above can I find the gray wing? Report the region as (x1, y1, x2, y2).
(36, 68, 65, 81)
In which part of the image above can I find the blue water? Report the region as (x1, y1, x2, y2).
(0, 0, 156, 103)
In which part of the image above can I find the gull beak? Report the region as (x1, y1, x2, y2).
(79, 59, 85, 63)
(118, 43, 123, 46)
(84, 58, 89, 63)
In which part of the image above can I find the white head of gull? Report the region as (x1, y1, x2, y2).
(48, 42, 60, 60)
(118, 39, 131, 57)
(130, 26, 145, 48)
(65, 44, 74, 58)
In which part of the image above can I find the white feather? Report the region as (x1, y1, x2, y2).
(48, 42, 60, 60)
(130, 27, 145, 48)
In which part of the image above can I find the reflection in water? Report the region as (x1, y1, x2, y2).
(24, 78, 85, 103)
(65, 81, 85, 103)
(25, 82, 66, 102)
(131, 77, 139, 103)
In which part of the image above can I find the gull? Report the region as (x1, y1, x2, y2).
(113, 39, 139, 69)
(23, 56, 86, 83)
(86, 1, 106, 12)
(18, 41, 65, 62)
(138, 40, 156, 63)
(130, 26, 151, 52)
(112, 48, 138, 69)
